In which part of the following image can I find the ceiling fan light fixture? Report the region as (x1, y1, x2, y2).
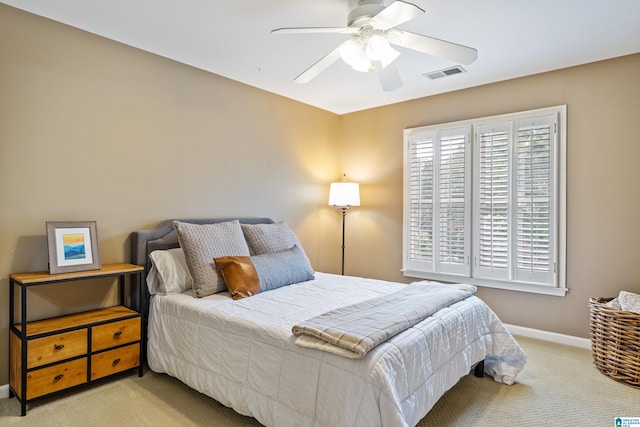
(340, 33, 399, 72)
(365, 34, 389, 59)
(339, 39, 362, 63)
(351, 53, 373, 72)
(340, 38, 373, 72)
(367, 35, 400, 68)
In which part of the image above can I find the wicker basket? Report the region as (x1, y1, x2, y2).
(589, 297, 640, 388)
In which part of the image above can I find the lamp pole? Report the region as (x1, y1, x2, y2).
(340, 206, 348, 275)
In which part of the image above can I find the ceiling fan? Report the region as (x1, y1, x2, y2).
(272, 0, 477, 91)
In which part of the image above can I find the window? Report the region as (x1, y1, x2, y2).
(403, 106, 566, 296)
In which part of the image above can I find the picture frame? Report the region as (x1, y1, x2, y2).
(46, 221, 101, 274)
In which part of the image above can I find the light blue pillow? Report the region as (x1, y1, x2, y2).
(251, 245, 314, 292)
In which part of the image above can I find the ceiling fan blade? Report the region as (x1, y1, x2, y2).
(390, 30, 478, 65)
(272, 27, 354, 35)
(294, 43, 345, 84)
(374, 61, 403, 91)
(370, 1, 424, 30)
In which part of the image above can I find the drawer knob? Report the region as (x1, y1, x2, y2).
(54, 344, 65, 350)
(112, 358, 121, 366)
(54, 374, 64, 381)
(114, 331, 122, 337)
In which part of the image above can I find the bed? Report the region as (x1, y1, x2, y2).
(130, 218, 526, 427)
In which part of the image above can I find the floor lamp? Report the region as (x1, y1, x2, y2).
(328, 175, 360, 275)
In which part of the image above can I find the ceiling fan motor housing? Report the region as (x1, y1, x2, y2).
(348, 0, 385, 28)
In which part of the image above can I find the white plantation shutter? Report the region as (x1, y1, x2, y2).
(405, 127, 470, 275)
(404, 106, 565, 294)
(474, 123, 511, 280)
(436, 128, 470, 275)
(514, 115, 556, 284)
(407, 131, 435, 270)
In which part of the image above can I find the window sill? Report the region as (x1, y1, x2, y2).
(402, 269, 568, 297)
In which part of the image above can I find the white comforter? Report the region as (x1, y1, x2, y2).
(147, 273, 526, 427)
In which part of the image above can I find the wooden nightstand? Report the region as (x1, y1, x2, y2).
(8, 263, 144, 416)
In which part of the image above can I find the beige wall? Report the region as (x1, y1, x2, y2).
(0, 6, 342, 385)
(340, 53, 640, 339)
(1, 4, 639, 386)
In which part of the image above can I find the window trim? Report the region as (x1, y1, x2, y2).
(403, 105, 567, 296)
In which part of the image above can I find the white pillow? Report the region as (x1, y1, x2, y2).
(146, 248, 193, 295)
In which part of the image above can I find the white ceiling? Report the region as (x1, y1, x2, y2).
(4, 0, 640, 114)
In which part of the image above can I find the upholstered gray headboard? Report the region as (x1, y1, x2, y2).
(129, 217, 274, 324)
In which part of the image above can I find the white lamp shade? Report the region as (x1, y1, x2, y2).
(328, 182, 360, 207)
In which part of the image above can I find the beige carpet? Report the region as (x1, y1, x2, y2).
(1, 336, 637, 426)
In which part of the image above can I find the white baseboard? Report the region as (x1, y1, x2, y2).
(0, 384, 10, 399)
(506, 324, 591, 349)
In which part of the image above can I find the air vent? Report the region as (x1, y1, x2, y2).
(423, 66, 466, 80)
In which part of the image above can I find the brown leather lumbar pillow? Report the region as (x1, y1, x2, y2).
(214, 256, 260, 300)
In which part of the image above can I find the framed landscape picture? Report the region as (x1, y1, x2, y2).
(46, 221, 101, 274)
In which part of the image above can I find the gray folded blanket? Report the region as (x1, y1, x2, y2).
(292, 281, 476, 359)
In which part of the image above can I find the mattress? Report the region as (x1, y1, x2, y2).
(147, 272, 526, 427)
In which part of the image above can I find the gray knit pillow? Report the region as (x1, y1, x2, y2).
(242, 221, 299, 252)
(241, 221, 313, 270)
(174, 220, 250, 297)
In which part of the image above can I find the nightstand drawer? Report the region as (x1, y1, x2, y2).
(26, 358, 87, 400)
(91, 343, 139, 380)
(91, 317, 140, 352)
(27, 329, 87, 369)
